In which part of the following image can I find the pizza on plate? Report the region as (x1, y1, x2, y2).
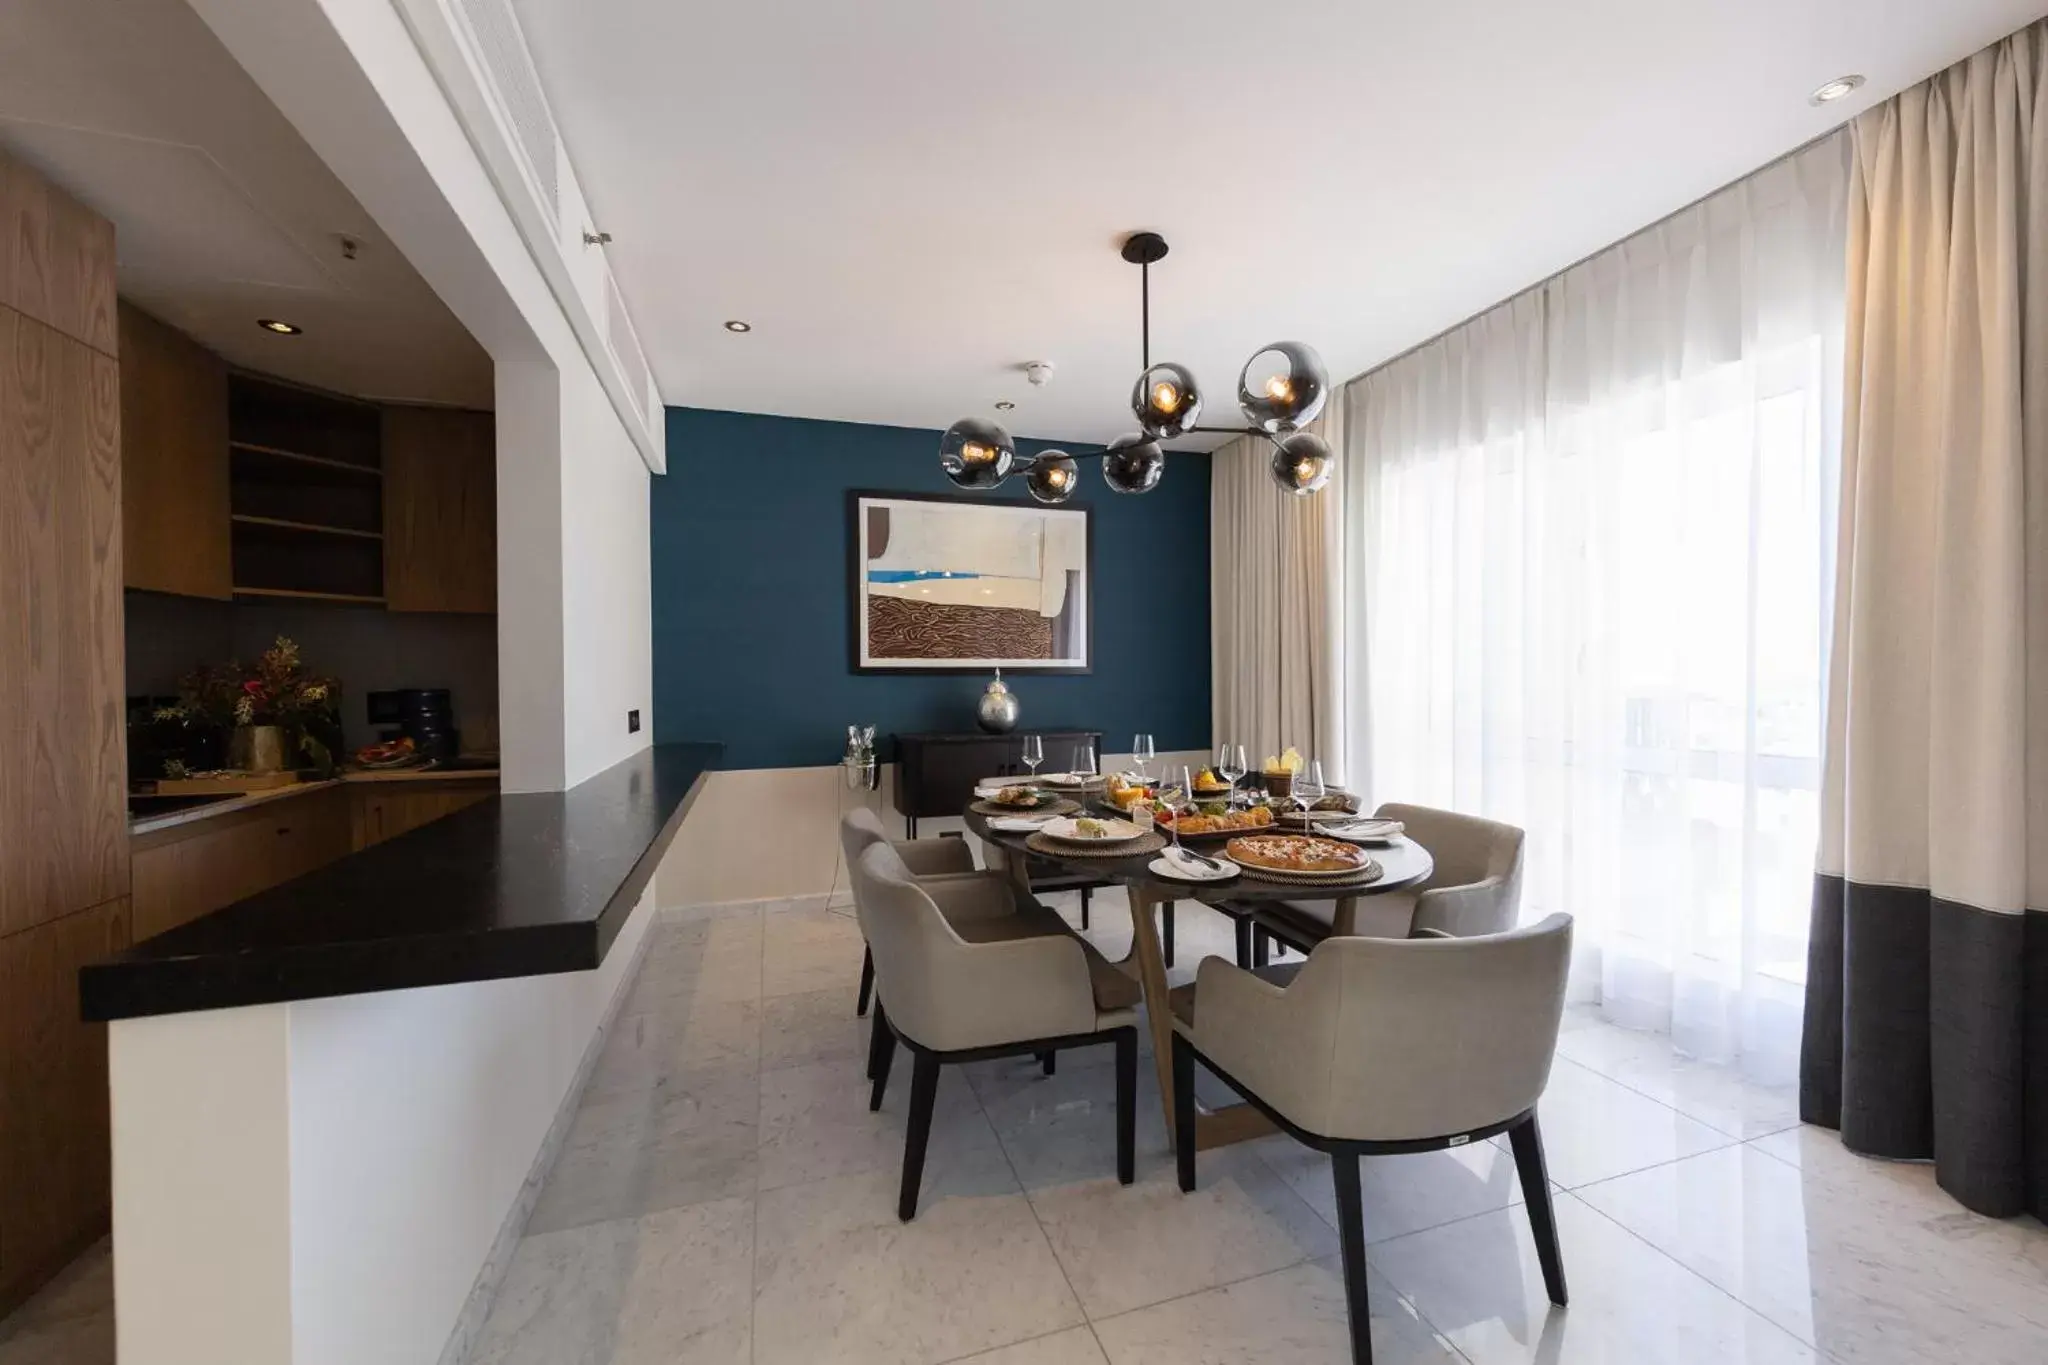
(1224, 833, 1372, 874)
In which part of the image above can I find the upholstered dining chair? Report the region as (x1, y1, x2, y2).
(1249, 802, 1525, 958)
(1169, 914, 1573, 1364)
(852, 841, 1141, 1220)
(839, 807, 980, 1017)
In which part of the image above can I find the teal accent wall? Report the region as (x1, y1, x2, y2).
(652, 407, 1212, 770)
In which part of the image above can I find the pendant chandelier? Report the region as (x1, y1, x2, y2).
(939, 232, 1334, 503)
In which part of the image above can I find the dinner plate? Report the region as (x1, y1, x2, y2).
(1150, 851, 1241, 883)
(990, 814, 1058, 832)
(978, 789, 1059, 811)
(1039, 772, 1095, 787)
(1321, 818, 1405, 844)
(1038, 815, 1144, 845)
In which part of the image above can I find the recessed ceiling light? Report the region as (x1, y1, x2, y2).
(1810, 74, 1865, 105)
(257, 318, 302, 335)
(723, 319, 752, 333)
(994, 400, 1016, 411)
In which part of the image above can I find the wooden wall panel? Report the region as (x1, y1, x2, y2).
(119, 303, 231, 598)
(0, 898, 129, 1314)
(0, 149, 117, 358)
(383, 405, 495, 613)
(0, 311, 128, 937)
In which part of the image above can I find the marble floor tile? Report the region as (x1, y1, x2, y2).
(761, 906, 869, 998)
(1555, 1017, 1801, 1140)
(1025, 1146, 1339, 1319)
(528, 1074, 759, 1234)
(1576, 1141, 2048, 1364)
(618, 938, 763, 1013)
(1370, 1189, 1818, 1364)
(470, 1198, 753, 1365)
(1252, 1132, 1528, 1244)
(974, 1053, 1173, 1190)
(752, 1154, 1081, 1365)
(759, 983, 872, 1071)
(946, 1326, 1110, 1364)
(584, 996, 760, 1097)
(1091, 1258, 1464, 1365)
(1524, 1055, 1737, 1188)
(661, 899, 767, 925)
(757, 1056, 1004, 1192)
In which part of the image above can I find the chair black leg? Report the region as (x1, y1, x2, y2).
(1234, 916, 1253, 968)
(1172, 1033, 1197, 1193)
(1115, 1027, 1136, 1185)
(1253, 926, 1271, 968)
(1507, 1114, 1569, 1306)
(856, 945, 874, 1017)
(868, 1005, 896, 1111)
(1162, 900, 1176, 967)
(1081, 885, 1092, 930)
(898, 1051, 942, 1221)
(1330, 1151, 1376, 1365)
(1039, 1050, 1057, 1076)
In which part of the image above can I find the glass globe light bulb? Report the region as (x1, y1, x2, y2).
(939, 417, 1016, 490)
(1130, 362, 1202, 438)
(1025, 451, 1079, 504)
(1238, 342, 1329, 433)
(1269, 431, 1333, 495)
(1102, 433, 1166, 494)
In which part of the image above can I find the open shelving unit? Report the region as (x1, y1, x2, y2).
(228, 375, 387, 604)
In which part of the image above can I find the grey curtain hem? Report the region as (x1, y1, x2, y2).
(1801, 874, 2048, 1219)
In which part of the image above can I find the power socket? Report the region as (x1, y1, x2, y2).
(627, 709, 641, 734)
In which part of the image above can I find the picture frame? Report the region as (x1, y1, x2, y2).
(848, 489, 1093, 675)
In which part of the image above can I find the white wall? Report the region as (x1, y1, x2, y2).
(108, 888, 658, 1365)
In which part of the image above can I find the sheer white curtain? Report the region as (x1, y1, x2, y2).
(1344, 135, 1849, 1082)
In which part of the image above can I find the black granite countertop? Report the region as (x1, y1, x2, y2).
(80, 742, 721, 1022)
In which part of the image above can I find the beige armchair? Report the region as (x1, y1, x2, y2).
(839, 807, 980, 1017)
(1251, 802, 1525, 957)
(852, 841, 1141, 1220)
(1170, 914, 1573, 1365)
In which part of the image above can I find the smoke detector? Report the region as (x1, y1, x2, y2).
(1023, 360, 1055, 387)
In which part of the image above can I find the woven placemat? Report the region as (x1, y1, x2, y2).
(1025, 830, 1166, 859)
(1234, 856, 1385, 889)
(971, 797, 1080, 818)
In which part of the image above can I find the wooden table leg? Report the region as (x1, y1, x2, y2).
(1122, 882, 1182, 1144)
(1332, 895, 1360, 936)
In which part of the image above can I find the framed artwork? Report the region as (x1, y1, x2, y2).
(849, 490, 1093, 674)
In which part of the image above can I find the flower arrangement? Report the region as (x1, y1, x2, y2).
(160, 638, 340, 774)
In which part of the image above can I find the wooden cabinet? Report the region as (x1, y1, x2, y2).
(0, 143, 125, 1315)
(382, 405, 494, 613)
(130, 789, 352, 942)
(891, 730, 1104, 839)
(351, 781, 492, 851)
(120, 302, 231, 598)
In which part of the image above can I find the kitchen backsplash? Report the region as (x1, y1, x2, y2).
(125, 590, 498, 753)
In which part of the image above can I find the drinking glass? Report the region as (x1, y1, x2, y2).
(1072, 742, 1098, 780)
(1020, 734, 1043, 781)
(1132, 733, 1156, 781)
(1293, 759, 1325, 824)
(1158, 766, 1191, 850)
(1217, 743, 1247, 807)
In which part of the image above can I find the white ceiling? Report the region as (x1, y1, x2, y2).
(0, 0, 491, 407)
(513, 0, 2042, 448)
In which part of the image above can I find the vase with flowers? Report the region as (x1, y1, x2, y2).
(168, 637, 340, 776)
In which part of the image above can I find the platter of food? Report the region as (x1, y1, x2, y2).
(1038, 815, 1146, 846)
(982, 785, 1060, 811)
(1224, 833, 1378, 879)
(1154, 803, 1276, 840)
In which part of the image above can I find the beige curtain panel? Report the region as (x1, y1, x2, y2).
(1209, 407, 1343, 778)
(1802, 19, 2048, 1219)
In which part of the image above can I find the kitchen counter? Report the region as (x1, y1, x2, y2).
(128, 766, 502, 836)
(82, 742, 720, 1021)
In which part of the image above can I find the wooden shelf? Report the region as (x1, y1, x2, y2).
(230, 441, 381, 478)
(232, 514, 382, 541)
(232, 586, 387, 605)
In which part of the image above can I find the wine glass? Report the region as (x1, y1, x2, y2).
(1132, 733, 1156, 782)
(1073, 742, 1098, 781)
(1217, 743, 1247, 808)
(1020, 734, 1043, 782)
(1158, 765, 1192, 850)
(1292, 759, 1325, 826)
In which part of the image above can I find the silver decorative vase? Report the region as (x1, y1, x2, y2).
(976, 670, 1020, 733)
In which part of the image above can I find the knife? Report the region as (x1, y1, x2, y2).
(1172, 844, 1225, 873)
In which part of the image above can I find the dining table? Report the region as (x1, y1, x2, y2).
(964, 791, 1434, 1152)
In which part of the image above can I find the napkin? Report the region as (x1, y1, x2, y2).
(1162, 845, 1226, 878)
(990, 815, 1055, 832)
